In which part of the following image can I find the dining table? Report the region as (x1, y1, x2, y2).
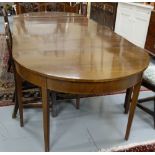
(12, 12, 150, 151)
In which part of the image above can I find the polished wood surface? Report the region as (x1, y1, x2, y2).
(124, 87, 133, 114)
(13, 12, 150, 151)
(15, 11, 83, 18)
(14, 2, 81, 15)
(13, 12, 149, 83)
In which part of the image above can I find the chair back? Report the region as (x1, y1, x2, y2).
(2, 8, 9, 24)
(64, 4, 80, 14)
(2, 8, 12, 44)
(4, 21, 13, 72)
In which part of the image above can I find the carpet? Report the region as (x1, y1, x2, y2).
(0, 86, 148, 107)
(103, 140, 155, 152)
(0, 34, 42, 106)
(0, 33, 15, 106)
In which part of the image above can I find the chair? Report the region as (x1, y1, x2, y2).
(14, 2, 40, 14)
(81, 3, 87, 16)
(14, 2, 67, 14)
(2, 7, 10, 24)
(3, 8, 80, 119)
(124, 63, 155, 128)
(3, 15, 40, 120)
(64, 3, 80, 14)
(2, 9, 12, 73)
(4, 24, 36, 122)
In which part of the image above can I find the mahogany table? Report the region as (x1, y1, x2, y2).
(13, 12, 150, 151)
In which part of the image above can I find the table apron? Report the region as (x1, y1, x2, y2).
(15, 62, 46, 87)
(15, 61, 142, 95)
(47, 74, 142, 95)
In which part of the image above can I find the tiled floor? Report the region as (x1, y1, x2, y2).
(0, 91, 155, 152)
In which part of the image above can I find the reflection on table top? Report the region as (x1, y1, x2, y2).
(13, 12, 150, 82)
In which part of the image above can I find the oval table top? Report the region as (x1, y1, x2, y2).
(13, 12, 150, 83)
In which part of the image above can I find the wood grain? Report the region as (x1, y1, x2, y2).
(12, 12, 150, 151)
(13, 13, 149, 83)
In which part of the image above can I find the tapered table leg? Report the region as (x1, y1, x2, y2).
(15, 72, 23, 127)
(42, 87, 50, 152)
(12, 97, 19, 118)
(124, 87, 133, 114)
(76, 96, 80, 109)
(125, 81, 141, 140)
(51, 92, 58, 117)
(12, 87, 19, 118)
(12, 69, 20, 118)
